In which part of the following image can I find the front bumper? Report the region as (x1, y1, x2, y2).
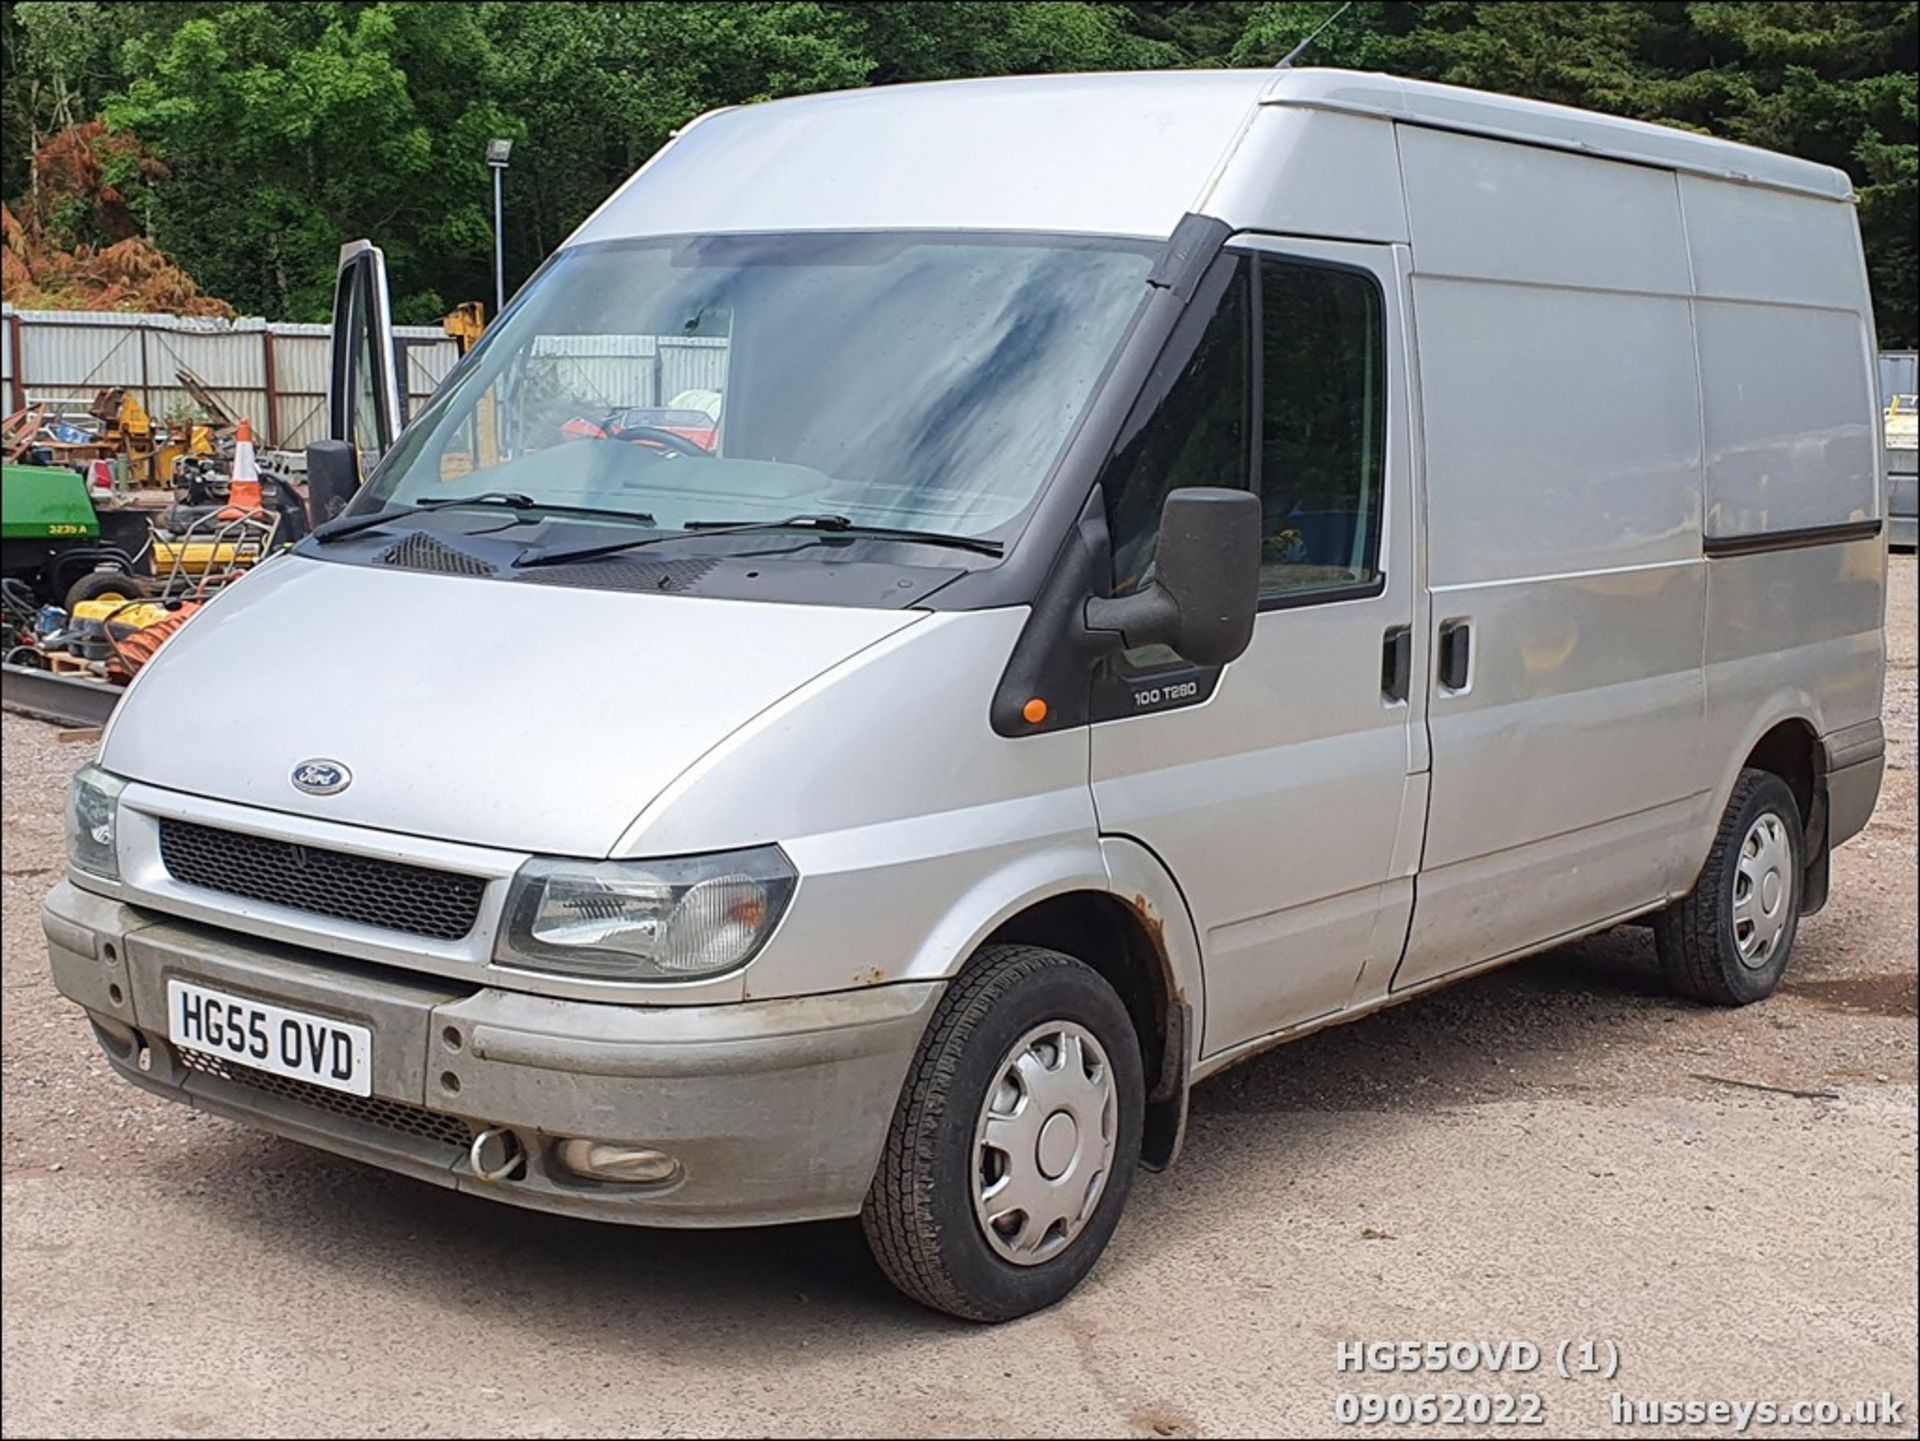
(44, 881, 940, 1227)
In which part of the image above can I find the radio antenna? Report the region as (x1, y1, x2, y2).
(1275, 0, 1356, 69)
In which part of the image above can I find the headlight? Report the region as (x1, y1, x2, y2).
(495, 846, 797, 982)
(67, 764, 126, 880)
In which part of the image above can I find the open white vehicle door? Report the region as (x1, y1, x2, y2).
(326, 240, 404, 478)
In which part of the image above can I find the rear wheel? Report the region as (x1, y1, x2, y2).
(861, 944, 1143, 1322)
(1654, 768, 1805, 1005)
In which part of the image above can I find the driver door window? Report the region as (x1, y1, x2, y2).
(1098, 251, 1387, 617)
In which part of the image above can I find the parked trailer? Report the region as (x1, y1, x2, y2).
(0, 662, 120, 727)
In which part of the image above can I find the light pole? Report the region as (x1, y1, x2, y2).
(486, 138, 513, 319)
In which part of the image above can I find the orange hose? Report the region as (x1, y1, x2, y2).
(104, 603, 202, 679)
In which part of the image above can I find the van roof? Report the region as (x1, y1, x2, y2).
(572, 68, 1851, 248)
(1269, 69, 1851, 201)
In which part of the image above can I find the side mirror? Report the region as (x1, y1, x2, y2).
(304, 439, 360, 527)
(1086, 487, 1261, 667)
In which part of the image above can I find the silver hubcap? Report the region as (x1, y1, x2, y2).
(971, 1021, 1117, 1266)
(1732, 811, 1793, 967)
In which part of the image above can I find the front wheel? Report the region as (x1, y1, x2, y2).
(861, 944, 1144, 1322)
(1654, 768, 1805, 1005)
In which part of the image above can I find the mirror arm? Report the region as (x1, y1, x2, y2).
(1084, 587, 1180, 652)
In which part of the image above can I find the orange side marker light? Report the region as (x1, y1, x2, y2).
(1022, 698, 1048, 725)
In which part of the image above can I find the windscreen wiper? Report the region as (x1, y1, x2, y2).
(311, 492, 537, 543)
(686, 515, 1004, 555)
(516, 513, 1003, 568)
(312, 493, 655, 543)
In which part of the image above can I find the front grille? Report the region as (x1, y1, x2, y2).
(177, 1046, 474, 1151)
(158, 819, 486, 941)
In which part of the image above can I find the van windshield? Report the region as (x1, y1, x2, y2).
(364, 232, 1156, 543)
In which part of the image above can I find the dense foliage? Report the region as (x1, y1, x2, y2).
(1, 2, 1914, 341)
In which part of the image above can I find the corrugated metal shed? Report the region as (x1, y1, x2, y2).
(526, 334, 728, 411)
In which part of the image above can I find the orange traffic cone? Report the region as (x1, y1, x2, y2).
(227, 418, 263, 513)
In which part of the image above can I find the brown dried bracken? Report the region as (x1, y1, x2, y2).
(2, 123, 230, 317)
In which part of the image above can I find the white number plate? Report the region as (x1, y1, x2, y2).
(167, 979, 372, 1097)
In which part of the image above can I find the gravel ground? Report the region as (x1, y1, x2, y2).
(3, 557, 1914, 1439)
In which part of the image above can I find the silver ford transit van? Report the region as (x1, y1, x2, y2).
(44, 69, 1888, 1321)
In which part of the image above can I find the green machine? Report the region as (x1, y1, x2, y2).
(1, 463, 139, 610)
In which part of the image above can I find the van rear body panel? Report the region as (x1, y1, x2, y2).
(1376, 103, 1881, 992)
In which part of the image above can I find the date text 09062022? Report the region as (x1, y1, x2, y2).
(1334, 1392, 1548, 1427)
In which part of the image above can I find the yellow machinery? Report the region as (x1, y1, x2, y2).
(150, 535, 260, 574)
(150, 501, 279, 579)
(444, 301, 487, 356)
(439, 302, 496, 479)
(42, 388, 215, 489)
(70, 597, 172, 630)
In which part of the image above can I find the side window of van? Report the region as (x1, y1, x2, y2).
(1102, 258, 1251, 598)
(1257, 259, 1385, 597)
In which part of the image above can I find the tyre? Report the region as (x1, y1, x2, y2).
(64, 569, 140, 611)
(861, 944, 1144, 1322)
(1654, 768, 1805, 1005)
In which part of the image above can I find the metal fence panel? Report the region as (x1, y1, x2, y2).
(400, 332, 458, 418)
(525, 333, 729, 415)
(17, 317, 146, 410)
(145, 323, 270, 433)
(269, 329, 333, 450)
(1881, 351, 1917, 405)
(1, 308, 458, 451)
(530, 333, 658, 410)
(660, 337, 729, 404)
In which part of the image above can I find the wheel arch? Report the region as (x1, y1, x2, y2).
(1745, 716, 1822, 817)
(1703, 709, 1831, 914)
(983, 838, 1203, 1170)
(899, 836, 1202, 1170)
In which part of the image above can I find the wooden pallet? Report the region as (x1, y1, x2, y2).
(45, 651, 97, 677)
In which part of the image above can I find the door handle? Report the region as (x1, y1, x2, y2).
(1438, 619, 1472, 692)
(1381, 626, 1412, 703)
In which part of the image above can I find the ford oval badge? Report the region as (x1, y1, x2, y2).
(291, 759, 351, 796)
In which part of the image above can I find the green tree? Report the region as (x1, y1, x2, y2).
(1684, 2, 1918, 343)
(482, 2, 871, 276)
(0, 1, 1912, 341)
(1122, 2, 1264, 63)
(830, 1, 1178, 81)
(3, 2, 115, 205)
(107, 2, 512, 319)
